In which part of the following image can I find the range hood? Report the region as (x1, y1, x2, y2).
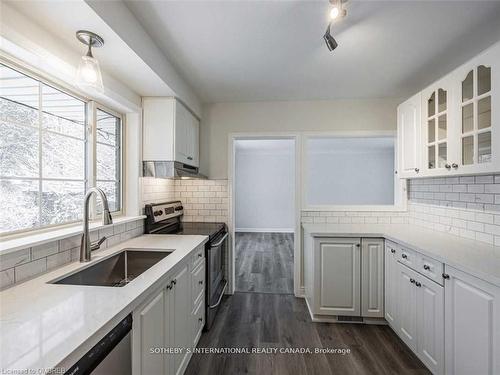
(143, 161, 206, 179)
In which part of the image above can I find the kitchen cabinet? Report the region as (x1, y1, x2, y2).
(397, 93, 422, 178)
(132, 248, 205, 375)
(421, 77, 455, 175)
(397, 41, 500, 178)
(384, 242, 398, 328)
(134, 291, 166, 375)
(417, 273, 444, 375)
(142, 97, 200, 167)
(395, 262, 444, 375)
(361, 238, 384, 318)
(444, 265, 500, 375)
(170, 265, 191, 375)
(396, 262, 418, 351)
(313, 237, 361, 316)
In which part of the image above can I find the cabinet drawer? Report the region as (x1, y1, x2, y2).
(418, 255, 444, 286)
(397, 246, 419, 269)
(191, 262, 205, 309)
(190, 246, 205, 271)
(191, 299, 205, 345)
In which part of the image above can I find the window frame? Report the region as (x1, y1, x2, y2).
(301, 131, 406, 212)
(0, 59, 125, 237)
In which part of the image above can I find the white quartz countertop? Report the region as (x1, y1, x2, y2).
(0, 234, 208, 372)
(303, 223, 500, 287)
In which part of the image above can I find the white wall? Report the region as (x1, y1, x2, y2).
(235, 139, 295, 232)
(200, 98, 400, 179)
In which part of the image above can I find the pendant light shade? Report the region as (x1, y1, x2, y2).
(75, 30, 104, 93)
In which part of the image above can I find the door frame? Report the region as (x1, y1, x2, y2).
(227, 132, 302, 296)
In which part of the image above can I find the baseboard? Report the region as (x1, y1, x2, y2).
(235, 228, 295, 233)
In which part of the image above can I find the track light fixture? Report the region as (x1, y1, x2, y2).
(323, 23, 338, 51)
(324, 0, 347, 52)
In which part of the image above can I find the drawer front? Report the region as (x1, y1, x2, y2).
(397, 246, 419, 269)
(418, 255, 444, 285)
(192, 299, 205, 346)
(191, 262, 205, 308)
(190, 245, 205, 271)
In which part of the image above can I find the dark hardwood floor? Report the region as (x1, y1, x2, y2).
(235, 232, 294, 294)
(185, 293, 430, 375)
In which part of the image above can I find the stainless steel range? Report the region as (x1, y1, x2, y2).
(144, 201, 228, 330)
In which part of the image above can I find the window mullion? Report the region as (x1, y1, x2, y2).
(87, 101, 97, 220)
(38, 82, 43, 229)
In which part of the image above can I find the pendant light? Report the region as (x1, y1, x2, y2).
(76, 30, 104, 93)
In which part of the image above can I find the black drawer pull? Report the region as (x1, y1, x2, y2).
(402, 254, 408, 259)
(423, 264, 430, 271)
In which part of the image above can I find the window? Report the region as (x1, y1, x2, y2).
(0, 63, 122, 235)
(305, 136, 396, 206)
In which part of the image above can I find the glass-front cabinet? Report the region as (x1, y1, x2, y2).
(421, 78, 454, 175)
(398, 41, 500, 178)
(456, 60, 497, 173)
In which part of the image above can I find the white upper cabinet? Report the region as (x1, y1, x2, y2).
(397, 93, 422, 178)
(421, 77, 455, 175)
(398, 41, 500, 178)
(143, 97, 200, 167)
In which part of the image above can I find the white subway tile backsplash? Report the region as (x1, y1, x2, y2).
(0, 269, 15, 289)
(0, 248, 31, 271)
(31, 242, 58, 260)
(47, 250, 71, 270)
(15, 258, 47, 283)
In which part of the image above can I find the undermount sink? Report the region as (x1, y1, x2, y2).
(51, 249, 173, 287)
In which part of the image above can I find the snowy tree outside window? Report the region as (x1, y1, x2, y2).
(0, 64, 122, 235)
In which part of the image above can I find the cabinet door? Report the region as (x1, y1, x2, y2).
(135, 291, 165, 375)
(421, 77, 455, 175)
(444, 266, 500, 375)
(397, 93, 422, 178)
(453, 43, 500, 175)
(384, 243, 398, 327)
(175, 102, 199, 167)
(361, 238, 384, 317)
(142, 97, 175, 161)
(417, 277, 444, 375)
(313, 237, 361, 316)
(172, 265, 191, 375)
(396, 262, 418, 351)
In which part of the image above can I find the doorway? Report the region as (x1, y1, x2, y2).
(232, 138, 296, 294)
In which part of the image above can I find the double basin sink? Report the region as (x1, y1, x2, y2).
(52, 249, 172, 287)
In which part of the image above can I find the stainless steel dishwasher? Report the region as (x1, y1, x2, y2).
(64, 314, 132, 375)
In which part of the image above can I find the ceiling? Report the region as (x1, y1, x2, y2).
(125, 0, 500, 103)
(4, 0, 174, 98)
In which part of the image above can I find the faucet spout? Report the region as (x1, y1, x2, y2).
(80, 187, 114, 262)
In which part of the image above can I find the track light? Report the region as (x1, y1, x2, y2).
(323, 23, 338, 51)
(329, 0, 347, 20)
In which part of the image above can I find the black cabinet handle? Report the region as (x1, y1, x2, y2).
(423, 264, 430, 271)
(391, 249, 396, 254)
(198, 253, 203, 258)
(452, 163, 458, 169)
(415, 282, 422, 287)
(199, 280, 203, 285)
(402, 254, 408, 259)
(172, 279, 177, 285)
(442, 273, 450, 279)
(198, 317, 203, 323)
(414, 168, 420, 173)
(410, 278, 415, 284)
(445, 163, 451, 170)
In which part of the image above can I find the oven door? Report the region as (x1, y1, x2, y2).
(205, 231, 228, 330)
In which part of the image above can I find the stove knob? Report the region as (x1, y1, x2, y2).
(175, 206, 183, 211)
(153, 210, 164, 216)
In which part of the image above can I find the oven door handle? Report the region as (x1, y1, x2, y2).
(209, 280, 227, 309)
(210, 232, 228, 248)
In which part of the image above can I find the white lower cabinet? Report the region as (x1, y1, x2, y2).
(134, 291, 166, 375)
(170, 265, 191, 375)
(384, 243, 398, 328)
(313, 237, 361, 316)
(444, 266, 500, 375)
(361, 238, 384, 318)
(417, 272, 444, 375)
(392, 261, 444, 374)
(396, 262, 419, 352)
(132, 251, 206, 375)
